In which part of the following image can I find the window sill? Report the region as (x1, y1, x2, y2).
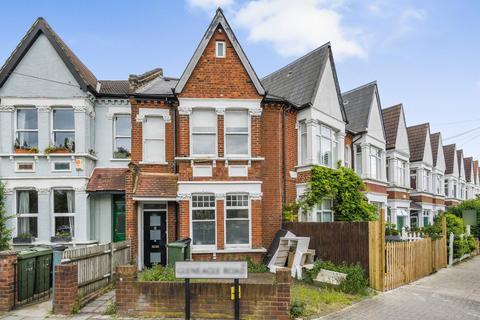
(191, 247, 267, 254)
(175, 156, 265, 161)
(110, 158, 131, 162)
(139, 161, 169, 165)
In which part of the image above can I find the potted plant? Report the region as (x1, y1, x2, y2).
(14, 138, 38, 154)
(45, 137, 75, 154)
(13, 233, 34, 244)
(385, 223, 401, 241)
(51, 226, 72, 242)
(113, 146, 131, 159)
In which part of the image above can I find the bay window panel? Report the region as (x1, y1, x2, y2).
(226, 220, 249, 244)
(191, 194, 216, 246)
(316, 199, 333, 222)
(143, 117, 165, 162)
(114, 115, 131, 158)
(16, 108, 38, 148)
(226, 194, 250, 245)
(192, 135, 216, 155)
(53, 190, 75, 237)
(18, 218, 37, 237)
(53, 108, 75, 150)
(225, 111, 248, 133)
(191, 109, 216, 155)
(300, 122, 307, 164)
(226, 135, 248, 155)
(16, 190, 38, 237)
(225, 110, 249, 155)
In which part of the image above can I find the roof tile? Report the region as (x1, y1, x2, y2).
(87, 168, 128, 192)
(407, 123, 430, 162)
(134, 173, 177, 198)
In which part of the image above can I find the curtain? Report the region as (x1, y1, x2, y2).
(18, 191, 29, 234)
(68, 216, 75, 237)
(66, 191, 74, 213)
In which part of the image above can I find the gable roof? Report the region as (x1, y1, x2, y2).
(430, 132, 441, 166)
(465, 157, 473, 182)
(457, 149, 464, 177)
(261, 43, 345, 120)
(0, 17, 97, 93)
(342, 82, 382, 133)
(443, 144, 456, 175)
(175, 8, 264, 95)
(382, 104, 402, 150)
(86, 168, 128, 193)
(407, 123, 430, 162)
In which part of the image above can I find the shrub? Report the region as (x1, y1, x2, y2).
(139, 265, 179, 282)
(246, 257, 269, 273)
(305, 260, 369, 295)
(290, 300, 306, 318)
(385, 223, 399, 236)
(467, 235, 478, 252)
(0, 182, 12, 251)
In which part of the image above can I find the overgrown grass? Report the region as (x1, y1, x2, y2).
(291, 282, 368, 318)
(246, 257, 269, 273)
(138, 265, 180, 282)
(103, 301, 117, 315)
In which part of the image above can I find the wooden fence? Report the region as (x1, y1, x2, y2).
(61, 240, 131, 299)
(283, 221, 370, 272)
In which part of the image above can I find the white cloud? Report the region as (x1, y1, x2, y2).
(380, 8, 426, 46)
(233, 0, 366, 59)
(187, 0, 234, 11)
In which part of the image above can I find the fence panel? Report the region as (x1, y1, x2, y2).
(61, 240, 131, 299)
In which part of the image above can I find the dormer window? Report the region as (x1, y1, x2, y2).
(215, 41, 226, 58)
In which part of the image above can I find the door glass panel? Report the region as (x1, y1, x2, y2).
(150, 215, 161, 226)
(144, 203, 167, 210)
(150, 229, 161, 240)
(150, 252, 161, 264)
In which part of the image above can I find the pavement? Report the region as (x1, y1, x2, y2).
(319, 256, 480, 320)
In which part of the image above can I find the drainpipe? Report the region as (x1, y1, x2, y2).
(282, 106, 287, 208)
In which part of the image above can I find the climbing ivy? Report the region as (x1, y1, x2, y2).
(296, 165, 378, 222)
(0, 182, 12, 251)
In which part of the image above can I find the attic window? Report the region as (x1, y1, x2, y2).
(216, 41, 226, 58)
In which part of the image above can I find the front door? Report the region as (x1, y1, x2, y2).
(144, 209, 167, 267)
(113, 194, 126, 242)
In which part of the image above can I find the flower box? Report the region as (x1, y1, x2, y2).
(51, 236, 72, 242)
(13, 237, 34, 244)
(15, 148, 37, 154)
(47, 148, 71, 154)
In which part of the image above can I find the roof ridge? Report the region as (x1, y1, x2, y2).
(407, 122, 430, 129)
(383, 103, 403, 112)
(261, 42, 331, 80)
(342, 80, 377, 95)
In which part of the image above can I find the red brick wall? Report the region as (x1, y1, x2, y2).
(0, 252, 17, 312)
(179, 200, 190, 239)
(116, 265, 291, 319)
(178, 25, 261, 99)
(365, 182, 388, 194)
(410, 194, 434, 204)
(216, 199, 225, 250)
(53, 264, 78, 315)
(285, 110, 298, 203)
(387, 190, 410, 200)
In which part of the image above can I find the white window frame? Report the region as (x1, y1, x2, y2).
(215, 41, 226, 58)
(355, 144, 362, 174)
(190, 109, 217, 157)
(15, 107, 38, 150)
(396, 159, 407, 186)
(299, 121, 307, 165)
(190, 193, 217, 250)
(51, 161, 72, 172)
(444, 179, 449, 197)
(316, 124, 337, 168)
(344, 145, 351, 168)
(51, 107, 75, 150)
(316, 199, 334, 222)
(113, 114, 131, 159)
(423, 210, 431, 227)
(225, 193, 251, 248)
(15, 189, 38, 238)
(423, 169, 431, 192)
(369, 146, 381, 180)
(52, 189, 75, 238)
(142, 116, 166, 163)
(15, 161, 35, 173)
(224, 109, 250, 157)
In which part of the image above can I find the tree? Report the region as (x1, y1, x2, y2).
(448, 199, 480, 238)
(0, 182, 12, 251)
(297, 165, 378, 221)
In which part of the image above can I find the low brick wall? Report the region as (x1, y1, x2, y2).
(0, 251, 17, 312)
(116, 265, 291, 320)
(53, 264, 78, 315)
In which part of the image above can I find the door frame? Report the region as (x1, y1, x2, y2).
(137, 202, 169, 270)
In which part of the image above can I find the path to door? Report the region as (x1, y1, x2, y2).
(319, 256, 480, 320)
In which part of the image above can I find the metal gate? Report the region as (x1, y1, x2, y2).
(14, 248, 53, 307)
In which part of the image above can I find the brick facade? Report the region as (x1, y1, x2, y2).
(387, 190, 410, 200)
(365, 182, 388, 194)
(116, 265, 291, 319)
(53, 264, 78, 315)
(0, 251, 17, 312)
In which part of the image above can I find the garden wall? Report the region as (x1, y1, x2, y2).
(116, 265, 291, 320)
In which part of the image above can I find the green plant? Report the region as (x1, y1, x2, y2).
(290, 300, 306, 318)
(283, 201, 299, 222)
(298, 165, 378, 222)
(449, 199, 480, 238)
(385, 223, 399, 236)
(305, 260, 369, 295)
(139, 265, 179, 282)
(103, 301, 117, 315)
(16, 233, 32, 239)
(55, 231, 71, 238)
(0, 182, 12, 251)
(246, 257, 269, 273)
(467, 235, 478, 252)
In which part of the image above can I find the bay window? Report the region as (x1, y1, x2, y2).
(225, 193, 250, 246)
(300, 121, 307, 165)
(423, 210, 430, 227)
(317, 125, 337, 168)
(16, 190, 38, 237)
(316, 199, 334, 222)
(423, 169, 431, 192)
(191, 194, 216, 246)
(16, 108, 38, 150)
(191, 109, 216, 156)
(143, 116, 165, 162)
(410, 169, 417, 190)
(370, 146, 381, 179)
(52, 108, 75, 151)
(355, 145, 362, 174)
(225, 110, 249, 156)
(344, 145, 351, 168)
(114, 114, 131, 159)
(445, 180, 449, 197)
(396, 160, 407, 186)
(53, 190, 75, 237)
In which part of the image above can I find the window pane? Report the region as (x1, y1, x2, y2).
(17, 132, 38, 148)
(114, 138, 131, 158)
(145, 139, 164, 162)
(192, 134, 215, 154)
(54, 132, 75, 149)
(321, 137, 331, 166)
(143, 203, 167, 210)
(192, 209, 215, 220)
(17, 190, 38, 213)
(226, 135, 248, 155)
(17, 217, 37, 237)
(115, 116, 131, 136)
(192, 221, 215, 245)
(55, 216, 74, 236)
(226, 209, 248, 219)
(323, 199, 332, 210)
(144, 117, 165, 139)
(192, 195, 215, 208)
(226, 111, 248, 133)
(322, 212, 333, 222)
(53, 109, 74, 130)
(226, 220, 249, 244)
(54, 162, 70, 170)
(192, 110, 216, 133)
(17, 109, 37, 129)
(54, 190, 74, 213)
(300, 122, 307, 164)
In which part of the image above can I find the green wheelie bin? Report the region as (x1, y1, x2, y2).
(167, 238, 191, 267)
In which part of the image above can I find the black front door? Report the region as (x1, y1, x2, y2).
(144, 211, 167, 267)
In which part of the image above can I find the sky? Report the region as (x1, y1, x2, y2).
(1, 0, 480, 158)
